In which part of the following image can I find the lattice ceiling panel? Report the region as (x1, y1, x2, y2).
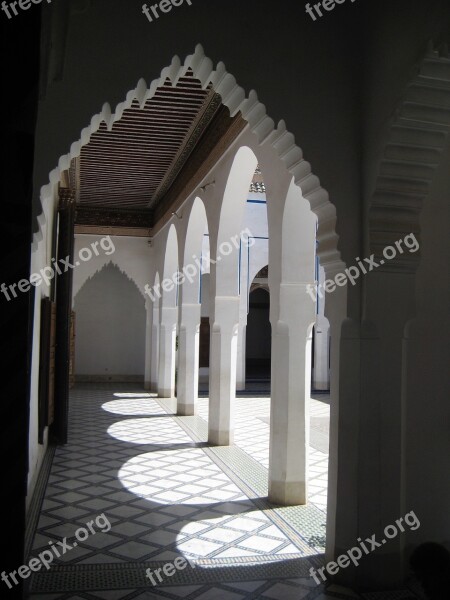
(77, 71, 221, 211)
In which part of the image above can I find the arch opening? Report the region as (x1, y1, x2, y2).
(31, 45, 345, 579)
(74, 263, 146, 383)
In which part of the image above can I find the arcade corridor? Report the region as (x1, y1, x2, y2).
(25, 385, 431, 599)
(26, 384, 332, 599)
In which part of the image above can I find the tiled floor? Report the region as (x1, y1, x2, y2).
(195, 395, 329, 512)
(26, 385, 423, 600)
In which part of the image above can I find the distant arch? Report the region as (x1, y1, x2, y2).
(182, 197, 209, 304)
(74, 263, 146, 381)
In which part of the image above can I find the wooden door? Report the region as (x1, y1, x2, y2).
(69, 311, 76, 389)
(199, 317, 210, 368)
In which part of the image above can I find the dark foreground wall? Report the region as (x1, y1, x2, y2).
(0, 7, 40, 599)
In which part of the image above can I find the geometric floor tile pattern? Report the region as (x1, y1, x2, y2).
(196, 395, 330, 512)
(26, 384, 423, 600)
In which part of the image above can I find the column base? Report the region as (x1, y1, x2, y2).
(177, 403, 197, 416)
(208, 429, 234, 446)
(268, 481, 307, 506)
(144, 381, 151, 391)
(157, 388, 174, 399)
(313, 381, 330, 391)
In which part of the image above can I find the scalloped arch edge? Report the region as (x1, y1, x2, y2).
(33, 44, 344, 273)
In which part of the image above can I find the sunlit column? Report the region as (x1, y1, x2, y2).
(268, 283, 316, 505)
(177, 303, 201, 415)
(144, 297, 153, 390)
(157, 306, 177, 398)
(236, 322, 247, 391)
(150, 303, 160, 392)
(208, 296, 240, 445)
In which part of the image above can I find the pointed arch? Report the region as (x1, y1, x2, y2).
(181, 197, 209, 305)
(33, 45, 343, 277)
(74, 263, 146, 379)
(74, 260, 146, 302)
(160, 224, 179, 308)
(213, 146, 258, 296)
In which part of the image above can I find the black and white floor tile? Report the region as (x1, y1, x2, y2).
(25, 385, 424, 600)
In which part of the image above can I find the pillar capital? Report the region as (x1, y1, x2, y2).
(271, 282, 316, 329)
(211, 295, 240, 330)
(180, 302, 201, 326)
(160, 305, 178, 327)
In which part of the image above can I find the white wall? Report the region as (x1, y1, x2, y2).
(245, 193, 269, 292)
(313, 265, 330, 390)
(200, 273, 210, 317)
(72, 235, 152, 381)
(74, 263, 146, 380)
(72, 235, 152, 299)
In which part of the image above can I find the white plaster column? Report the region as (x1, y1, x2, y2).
(236, 233, 250, 392)
(208, 296, 240, 446)
(177, 303, 201, 415)
(150, 304, 160, 392)
(157, 306, 177, 398)
(236, 322, 247, 391)
(323, 284, 348, 564)
(144, 297, 153, 390)
(313, 315, 330, 391)
(268, 283, 316, 505)
(312, 265, 330, 391)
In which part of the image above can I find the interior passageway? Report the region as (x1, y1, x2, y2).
(28, 384, 329, 599)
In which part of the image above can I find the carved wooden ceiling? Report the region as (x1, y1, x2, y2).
(70, 70, 247, 235)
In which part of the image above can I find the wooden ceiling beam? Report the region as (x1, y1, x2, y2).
(152, 105, 247, 230)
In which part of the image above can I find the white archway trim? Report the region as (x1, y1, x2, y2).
(33, 45, 344, 275)
(369, 41, 450, 273)
(73, 261, 146, 303)
(248, 260, 270, 295)
(180, 196, 209, 305)
(72, 235, 152, 301)
(159, 224, 179, 308)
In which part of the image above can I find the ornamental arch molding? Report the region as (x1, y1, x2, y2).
(72, 258, 147, 302)
(34, 44, 345, 278)
(159, 224, 179, 309)
(369, 42, 450, 274)
(73, 262, 145, 306)
(179, 196, 209, 305)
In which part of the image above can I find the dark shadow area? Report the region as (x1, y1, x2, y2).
(410, 542, 450, 600)
(246, 287, 271, 384)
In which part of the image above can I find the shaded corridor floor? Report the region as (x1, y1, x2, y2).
(26, 384, 424, 600)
